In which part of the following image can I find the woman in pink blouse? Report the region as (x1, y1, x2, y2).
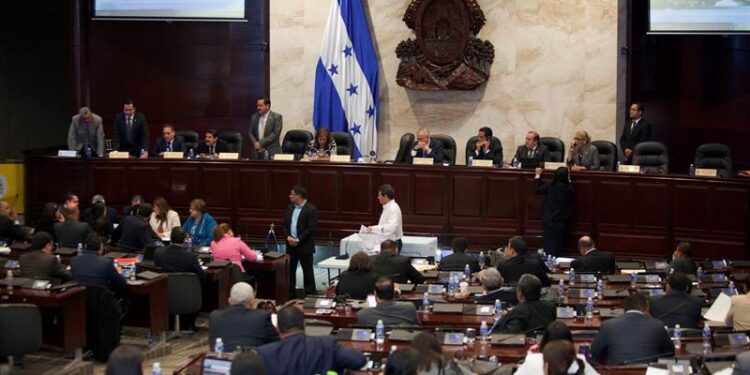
(210, 223, 257, 272)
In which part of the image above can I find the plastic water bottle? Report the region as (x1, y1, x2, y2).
(558, 278, 565, 291)
(422, 292, 431, 313)
(569, 268, 576, 286)
(617, 161, 622, 171)
(76, 243, 83, 256)
(448, 275, 457, 297)
(6, 270, 14, 291)
(188, 148, 194, 159)
(464, 264, 471, 280)
(478, 251, 486, 268)
(689, 164, 695, 176)
(185, 237, 193, 249)
(596, 279, 604, 300)
(696, 267, 703, 284)
(702, 325, 712, 351)
(585, 297, 594, 320)
(214, 338, 224, 356)
(479, 321, 490, 342)
(489, 355, 499, 367)
(152, 362, 162, 375)
(511, 157, 519, 169)
(468, 156, 473, 166)
(630, 273, 637, 288)
(728, 281, 737, 296)
(494, 299, 502, 317)
(56, 254, 62, 264)
(129, 265, 137, 281)
(375, 320, 385, 346)
(673, 324, 682, 349)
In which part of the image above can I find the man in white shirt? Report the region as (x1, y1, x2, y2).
(367, 184, 403, 251)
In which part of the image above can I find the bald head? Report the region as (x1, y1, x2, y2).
(0, 201, 10, 216)
(577, 236, 595, 255)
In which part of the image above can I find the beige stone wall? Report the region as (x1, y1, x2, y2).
(270, 0, 618, 164)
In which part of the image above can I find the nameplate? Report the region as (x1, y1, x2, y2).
(695, 168, 717, 177)
(57, 150, 77, 158)
(412, 157, 433, 165)
(218, 153, 239, 160)
(618, 164, 640, 173)
(108, 151, 130, 159)
(544, 162, 567, 170)
(163, 151, 184, 159)
(471, 159, 493, 167)
(330, 154, 351, 163)
(273, 154, 295, 161)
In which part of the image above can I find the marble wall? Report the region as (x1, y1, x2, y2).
(270, 0, 618, 164)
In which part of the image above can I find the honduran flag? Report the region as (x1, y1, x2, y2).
(313, 0, 379, 160)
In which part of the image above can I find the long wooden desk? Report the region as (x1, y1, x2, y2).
(24, 154, 750, 258)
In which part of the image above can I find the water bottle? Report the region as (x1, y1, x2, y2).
(185, 237, 193, 249)
(478, 251, 486, 268)
(617, 161, 622, 171)
(448, 275, 456, 297)
(84, 144, 92, 159)
(76, 242, 83, 256)
(689, 163, 695, 176)
(468, 156, 473, 166)
(375, 319, 385, 346)
(558, 278, 565, 291)
(464, 264, 471, 280)
(6, 270, 14, 291)
(630, 273, 637, 288)
(56, 254, 62, 264)
(489, 355, 499, 367)
(728, 281, 737, 296)
(702, 325, 711, 351)
(673, 324, 682, 349)
(585, 297, 594, 320)
(152, 362, 162, 375)
(696, 267, 703, 284)
(596, 279, 604, 300)
(422, 292, 431, 313)
(511, 157, 519, 169)
(479, 321, 489, 342)
(214, 337, 224, 356)
(538, 248, 545, 258)
(129, 265, 137, 281)
(569, 268, 576, 286)
(494, 299, 502, 317)
(390, 345, 397, 355)
(188, 148, 194, 159)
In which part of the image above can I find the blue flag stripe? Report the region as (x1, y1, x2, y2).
(337, 0, 378, 101)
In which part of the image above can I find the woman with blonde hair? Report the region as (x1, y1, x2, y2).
(149, 197, 181, 238)
(210, 223, 257, 272)
(566, 130, 599, 171)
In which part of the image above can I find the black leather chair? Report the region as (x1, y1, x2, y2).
(0, 304, 42, 366)
(331, 131, 355, 157)
(218, 131, 243, 155)
(84, 285, 121, 361)
(633, 141, 669, 174)
(694, 143, 732, 178)
(465, 136, 503, 166)
(167, 273, 202, 336)
(431, 134, 457, 165)
(391, 133, 415, 164)
(591, 140, 618, 171)
(176, 130, 200, 153)
(281, 130, 314, 160)
(540, 137, 565, 162)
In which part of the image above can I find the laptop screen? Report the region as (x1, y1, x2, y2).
(202, 357, 232, 375)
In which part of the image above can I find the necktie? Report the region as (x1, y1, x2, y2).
(528, 149, 533, 158)
(630, 121, 635, 131)
(167, 141, 172, 152)
(210, 146, 215, 155)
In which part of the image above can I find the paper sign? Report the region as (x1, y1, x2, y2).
(695, 168, 717, 177)
(163, 151, 183, 159)
(273, 154, 295, 161)
(471, 159, 493, 167)
(108, 151, 129, 159)
(544, 162, 566, 170)
(413, 157, 433, 165)
(57, 150, 77, 158)
(330, 154, 351, 163)
(218, 153, 239, 160)
(618, 164, 640, 173)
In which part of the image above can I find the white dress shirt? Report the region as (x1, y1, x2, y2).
(370, 199, 403, 241)
(258, 113, 269, 140)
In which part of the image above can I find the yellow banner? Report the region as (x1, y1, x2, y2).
(0, 163, 24, 213)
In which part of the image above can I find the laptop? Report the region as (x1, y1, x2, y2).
(701, 274, 728, 283)
(519, 157, 541, 169)
(645, 261, 669, 270)
(398, 283, 416, 292)
(303, 297, 335, 309)
(704, 260, 728, 270)
(599, 308, 625, 318)
(731, 260, 750, 268)
(436, 331, 465, 345)
(490, 333, 526, 346)
(336, 328, 372, 342)
(463, 304, 495, 316)
(389, 329, 419, 342)
(602, 289, 630, 298)
(3, 259, 19, 269)
(566, 289, 596, 299)
(432, 303, 463, 314)
(205, 260, 231, 268)
(714, 332, 749, 347)
(137, 270, 162, 280)
(201, 357, 232, 375)
(415, 284, 446, 294)
(556, 306, 576, 318)
(636, 289, 665, 297)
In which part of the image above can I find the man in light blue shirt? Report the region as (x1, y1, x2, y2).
(283, 185, 319, 297)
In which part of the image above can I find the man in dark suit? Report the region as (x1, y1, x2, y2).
(70, 234, 126, 291)
(592, 293, 674, 365)
(497, 236, 551, 286)
(406, 127, 444, 164)
(619, 102, 652, 164)
(256, 306, 366, 375)
(513, 131, 551, 167)
(666, 241, 697, 276)
(475, 267, 518, 304)
(0, 200, 28, 241)
(356, 276, 420, 327)
(194, 128, 230, 159)
(492, 274, 555, 333)
(122, 195, 143, 218)
(81, 194, 119, 226)
(113, 98, 149, 158)
(154, 227, 203, 278)
(371, 239, 424, 284)
(116, 204, 158, 252)
(248, 97, 283, 159)
(570, 236, 616, 275)
(150, 124, 185, 157)
(470, 126, 503, 166)
(209, 282, 279, 352)
(283, 185, 319, 296)
(19, 232, 71, 282)
(54, 206, 94, 248)
(649, 272, 703, 329)
(438, 237, 480, 273)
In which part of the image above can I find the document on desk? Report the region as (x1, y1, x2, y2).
(358, 225, 384, 253)
(645, 367, 668, 375)
(704, 292, 731, 322)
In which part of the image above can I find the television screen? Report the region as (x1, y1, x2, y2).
(650, 0, 750, 33)
(94, 0, 246, 20)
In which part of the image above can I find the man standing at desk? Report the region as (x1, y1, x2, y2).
(407, 127, 444, 164)
(366, 184, 403, 251)
(620, 102, 652, 164)
(284, 185, 318, 297)
(113, 99, 149, 158)
(68, 106, 104, 157)
(248, 97, 282, 159)
(513, 130, 550, 167)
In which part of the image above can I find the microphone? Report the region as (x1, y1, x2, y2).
(618, 351, 677, 365)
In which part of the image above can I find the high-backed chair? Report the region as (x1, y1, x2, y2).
(430, 134, 457, 165)
(391, 133, 415, 164)
(218, 131, 243, 154)
(540, 137, 565, 162)
(633, 141, 669, 174)
(694, 143, 732, 178)
(591, 140, 618, 171)
(0, 304, 42, 366)
(176, 130, 200, 152)
(331, 131, 355, 157)
(84, 285, 121, 361)
(167, 273, 202, 337)
(465, 136, 503, 166)
(281, 130, 314, 160)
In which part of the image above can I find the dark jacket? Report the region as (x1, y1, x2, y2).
(113, 111, 149, 156)
(0, 215, 26, 241)
(194, 139, 230, 156)
(471, 141, 503, 166)
(570, 249, 616, 275)
(283, 202, 318, 256)
(406, 138, 445, 164)
(498, 254, 551, 287)
(117, 215, 157, 252)
(356, 300, 420, 327)
(666, 257, 697, 276)
(257, 333, 367, 375)
(81, 207, 118, 226)
(649, 290, 703, 329)
(591, 312, 674, 365)
(493, 299, 556, 334)
(70, 251, 127, 290)
(475, 287, 518, 305)
(438, 252, 480, 273)
(19, 250, 71, 282)
(336, 270, 377, 300)
(619, 118, 652, 152)
(151, 135, 186, 157)
(514, 143, 551, 165)
(154, 244, 204, 278)
(534, 177, 575, 223)
(54, 221, 93, 248)
(371, 252, 424, 284)
(33, 219, 58, 242)
(208, 305, 279, 352)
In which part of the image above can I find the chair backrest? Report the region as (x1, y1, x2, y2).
(176, 130, 200, 152)
(431, 134, 457, 165)
(84, 285, 121, 361)
(281, 130, 314, 159)
(394, 133, 415, 164)
(0, 304, 42, 357)
(218, 131, 243, 154)
(633, 141, 669, 174)
(167, 272, 202, 315)
(591, 140, 618, 171)
(464, 136, 503, 165)
(331, 131, 355, 156)
(540, 137, 565, 162)
(694, 143, 732, 178)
